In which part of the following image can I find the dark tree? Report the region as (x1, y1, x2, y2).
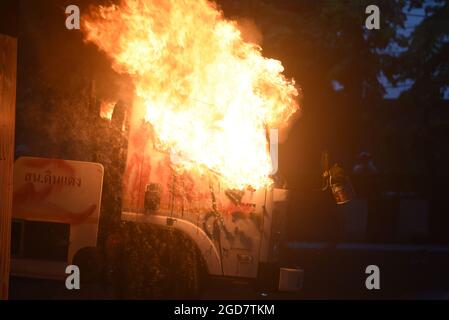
(397, 0, 449, 101)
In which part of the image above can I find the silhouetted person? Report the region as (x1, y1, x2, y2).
(353, 152, 379, 176)
(353, 151, 381, 242)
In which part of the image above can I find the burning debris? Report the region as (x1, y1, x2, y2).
(82, 0, 300, 190)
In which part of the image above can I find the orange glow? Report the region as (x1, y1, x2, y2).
(83, 0, 299, 190)
(100, 100, 116, 120)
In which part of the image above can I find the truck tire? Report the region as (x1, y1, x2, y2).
(111, 222, 206, 299)
(72, 246, 103, 286)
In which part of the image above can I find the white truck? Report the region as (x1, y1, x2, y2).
(10, 102, 292, 295)
(119, 99, 291, 281)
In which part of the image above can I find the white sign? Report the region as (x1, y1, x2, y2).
(13, 157, 104, 263)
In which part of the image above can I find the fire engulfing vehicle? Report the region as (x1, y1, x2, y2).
(11, 0, 302, 298)
(10, 102, 292, 298)
(120, 105, 291, 281)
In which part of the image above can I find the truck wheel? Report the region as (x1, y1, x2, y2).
(72, 247, 103, 286)
(111, 222, 208, 299)
(182, 244, 207, 298)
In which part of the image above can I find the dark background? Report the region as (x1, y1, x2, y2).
(0, 1, 18, 37)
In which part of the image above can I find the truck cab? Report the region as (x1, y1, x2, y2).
(119, 103, 290, 280)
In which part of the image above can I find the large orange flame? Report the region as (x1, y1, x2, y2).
(83, 0, 299, 190)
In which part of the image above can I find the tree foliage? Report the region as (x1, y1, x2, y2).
(218, 0, 408, 101)
(397, 0, 449, 101)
